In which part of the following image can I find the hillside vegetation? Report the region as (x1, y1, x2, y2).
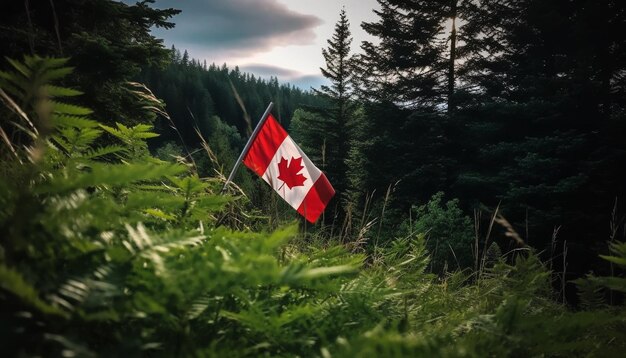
(0, 55, 625, 358)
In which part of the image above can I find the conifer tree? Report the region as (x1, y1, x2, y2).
(292, 8, 355, 215)
(0, 0, 180, 125)
(355, 0, 458, 109)
(454, 0, 626, 251)
(346, 1, 460, 221)
(316, 8, 354, 201)
(315, 8, 354, 118)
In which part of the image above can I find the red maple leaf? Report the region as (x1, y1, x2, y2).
(277, 156, 307, 189)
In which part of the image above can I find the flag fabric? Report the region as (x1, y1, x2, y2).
(242, 113, 335, 223)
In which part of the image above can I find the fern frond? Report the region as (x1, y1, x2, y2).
(144, 208, 177, 221)
(0, 264, 66, 316)
(573, 274, 606, 309)
(51, 101, 93, 116)
(600, 241, 626, 268)
(36, 162, 186, 194)
(24, 55, 70, 70)
(185, 294, 214, 320)
(126, 187, 185, 205)
(100, 122, 160, 145)
(80, 145, 125, 159)
(42, 84, 82, 97)
(56, 127, 103, 152)
(6, 57, 32, 77)
(40, 66, 74, 82)
(50, 114, 98, 129)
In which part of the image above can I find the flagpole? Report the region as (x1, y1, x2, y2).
(222, 102, 274, 193)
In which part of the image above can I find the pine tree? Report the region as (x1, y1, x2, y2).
(355, 0, 456, 109)
(0, 0, 180, 125)
(292, 8, 355, 216)
(182, 50, 190, 66)
(316, 8, 354, 202)
(315, 8, 354, 117)
(346, 1, 460, 223)
(454, 0, 626, 252)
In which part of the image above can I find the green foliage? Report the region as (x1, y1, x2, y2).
(154, 141, 184, 162)
(0, 264, 65, 317)
(574, 240, 626, 308)
(2, 55, 626, 357)
(320, 0, 626, 287)
(401, 192, 474, 274)
(0, 0, 180, 125)
(289, 108, 328, 164)
(139, 49, 323, 208)
(289, 9, 357, 222)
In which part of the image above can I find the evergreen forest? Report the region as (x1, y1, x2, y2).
(1, 0, 625, 356)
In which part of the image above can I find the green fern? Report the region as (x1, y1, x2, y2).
(0, 264, 66, 316)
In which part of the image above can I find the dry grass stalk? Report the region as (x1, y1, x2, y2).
(493, 214, 526, 247)
(126, 81, 200, 174)
(229, 78, 252, 136)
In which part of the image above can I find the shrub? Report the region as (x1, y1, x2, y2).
(401, 192, 474, 274)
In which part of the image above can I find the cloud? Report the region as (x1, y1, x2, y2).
(288, 75, 328, 90)
(150, 0, 322, 58)
(239, 64, 301, 78)
(239, 64, 328, 90)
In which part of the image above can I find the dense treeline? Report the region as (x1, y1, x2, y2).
(292, 0, 626, 283)
(136, 47, 324, 211)
(139, 47, 323, 149)
(136, 47, 323, 193)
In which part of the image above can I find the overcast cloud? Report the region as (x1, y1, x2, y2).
(239, 64, 327, 90)
(150, 0, 322, 58)
(127, 0, 378, 89)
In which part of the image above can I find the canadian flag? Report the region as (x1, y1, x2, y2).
(242, 113, 335, 223)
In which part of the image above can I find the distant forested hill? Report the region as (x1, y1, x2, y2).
(138, 46, 323, 152)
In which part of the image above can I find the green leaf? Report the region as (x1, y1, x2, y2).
(81, 145, 125, 159)
(293, 265, 358, 280)
(51, 114, 99, 128)
(40, 66, 74, 82)
(52, 101, 93, 115)
(6, 57, 31, 77)
(185, 295, 213, 320)
(265, 224, 298, 249)
(192, 195, 232, 212)
(42, 84, 83, 97)
(22, 55, 70, 70)
(599, 254, 626, 267)
(132, 132, 160, 139)
(144, 208, 176, 221)
(0, 264, 65, 316)
(37, 56, 71, 70)
(99, 124, 123, 139)
(599, 277, 626, 293)
(36, 162, 187, 194)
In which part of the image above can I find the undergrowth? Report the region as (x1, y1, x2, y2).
(0, 56, 625, 357)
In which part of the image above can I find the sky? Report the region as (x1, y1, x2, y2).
(147, 0, 380, 89)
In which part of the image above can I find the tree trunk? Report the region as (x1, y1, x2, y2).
(448, 0, 458, 112)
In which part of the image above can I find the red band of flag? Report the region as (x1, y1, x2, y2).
(297, 173, 335, 223)
(242, 114, 288, 176)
